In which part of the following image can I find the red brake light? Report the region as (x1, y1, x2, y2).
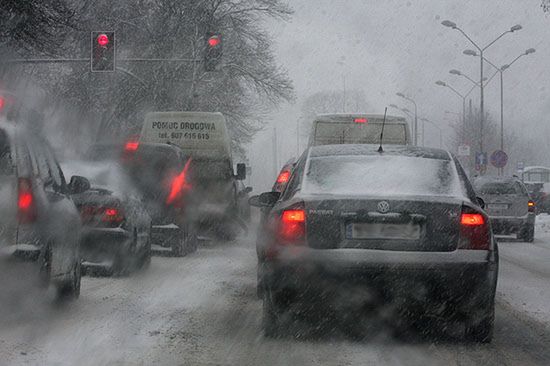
(354, 117, 368, 124)
(125, 141, 139, 151)
(459, 209, 490, 250)
(279, 209, 306, 244)
(102, 207, 124, 225)
(461, 213, 485, 226)
(0, 96, 5, 111)
(276, 170, 291, 184)
(166, 158, 193, 205)
(17, 178, 36, 223)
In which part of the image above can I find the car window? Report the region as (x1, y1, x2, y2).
(303, 155, 464, 198)
(0, 129, 13, 175)
(476, 182, 521, 195)
(44, 145, 66, 189)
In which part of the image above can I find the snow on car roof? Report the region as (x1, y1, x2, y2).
(309, 144, 451, 160)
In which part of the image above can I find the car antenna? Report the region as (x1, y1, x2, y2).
(377, 107, 388, 153)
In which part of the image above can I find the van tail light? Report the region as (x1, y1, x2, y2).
(528, 200, 536, 213)
(458, 207, 490, 250)
(17, 178, 37, 223)
(278, 209, 306, 245)
(166, 158, 193, 206)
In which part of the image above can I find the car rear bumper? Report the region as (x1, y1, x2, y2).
(151, 223, 180, 247)
(0, 244, 41, 262)
(489, 214, 534, 234)
(81, 227, 131, 267)
(262, 247, 497, 310)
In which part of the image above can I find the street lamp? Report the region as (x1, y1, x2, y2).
(464, 48, 536, 168)
(435, 80, 470, 142)
(442, 20, 522, 167)
(396, 92, 418, 146)
(449, 69, 487, 87)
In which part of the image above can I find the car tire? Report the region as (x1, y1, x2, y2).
(465, 300, 495, 343)
(262, 293, 282, 338)
(140, 234, 152, 270)
(57, 260, 81, 301)
(39, 244, 52, 288)
(172, 223, 198, 257)
(518, 224, 535, 243)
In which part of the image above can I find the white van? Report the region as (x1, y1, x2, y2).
(308, 113, 411, 147)
(141, 111, 232, 160)
(140, 112, 247, 240)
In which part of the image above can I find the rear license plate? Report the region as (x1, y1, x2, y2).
(488, 203, 508, 210)
(347, 222, 421, 240)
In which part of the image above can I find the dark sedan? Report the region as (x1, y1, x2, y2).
(251, 144, 498, 342)
(63, 160, 152, 275)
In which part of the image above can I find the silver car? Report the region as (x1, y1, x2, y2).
(0, 121, 89, 299)
(474, 176, 536, 242)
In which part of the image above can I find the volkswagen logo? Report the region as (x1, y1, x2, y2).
(377, 201, 390, 213)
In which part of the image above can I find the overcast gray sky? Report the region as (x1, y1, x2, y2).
(247, 0, 550, 190)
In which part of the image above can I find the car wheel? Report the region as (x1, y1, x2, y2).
(518, 224, 535, 243)
(57, 260, 81, 301)
(262, 292, 282, 338)
(39, 244, 52, 288)
(140, 233, 152, 270)
(172, 223, 198, 257)
(465, 302, 495, 343)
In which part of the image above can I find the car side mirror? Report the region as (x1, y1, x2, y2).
(476, 196, 485, 209)
(236, 163, 246, 180)
(68, 175, 91, 194)
(249, 191, 280, 207)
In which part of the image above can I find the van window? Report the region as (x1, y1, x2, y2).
(312, 122, 407, 146)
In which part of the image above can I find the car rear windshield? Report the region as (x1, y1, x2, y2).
(302, 155, 464, 198)
(313, 122, 407, 145)
(475, 181, 526, 195)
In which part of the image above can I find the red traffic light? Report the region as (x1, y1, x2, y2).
(97, 33, 110, 47)
(208, 35, 221, 47)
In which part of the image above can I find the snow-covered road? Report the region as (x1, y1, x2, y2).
(2, 218, 550, 366)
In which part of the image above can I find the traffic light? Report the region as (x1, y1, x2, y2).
(204, 33, 222, 71)
(91, 31, 115, 72)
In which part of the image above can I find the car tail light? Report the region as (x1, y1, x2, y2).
(354, 117, 368, 124)
(458, 208, 490, 250)
(276, 170, 291, 184)
(102, 207, 124, 225)
(528, 200, 536, 213)
(278, 209, 306, 245)
(17, 178, 36, 223)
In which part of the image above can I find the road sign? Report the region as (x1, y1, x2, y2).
(458, 144, 471, 157)
(517, 161, 525, 170)
(490, 150, 508, 168)
(475, 152, 487, 167)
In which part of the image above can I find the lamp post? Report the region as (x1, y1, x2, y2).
(435, 80, 475, 142)
(441, 20, 522, 171)
(463, 48, 536, 155)
(396, 92, 418, 146)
